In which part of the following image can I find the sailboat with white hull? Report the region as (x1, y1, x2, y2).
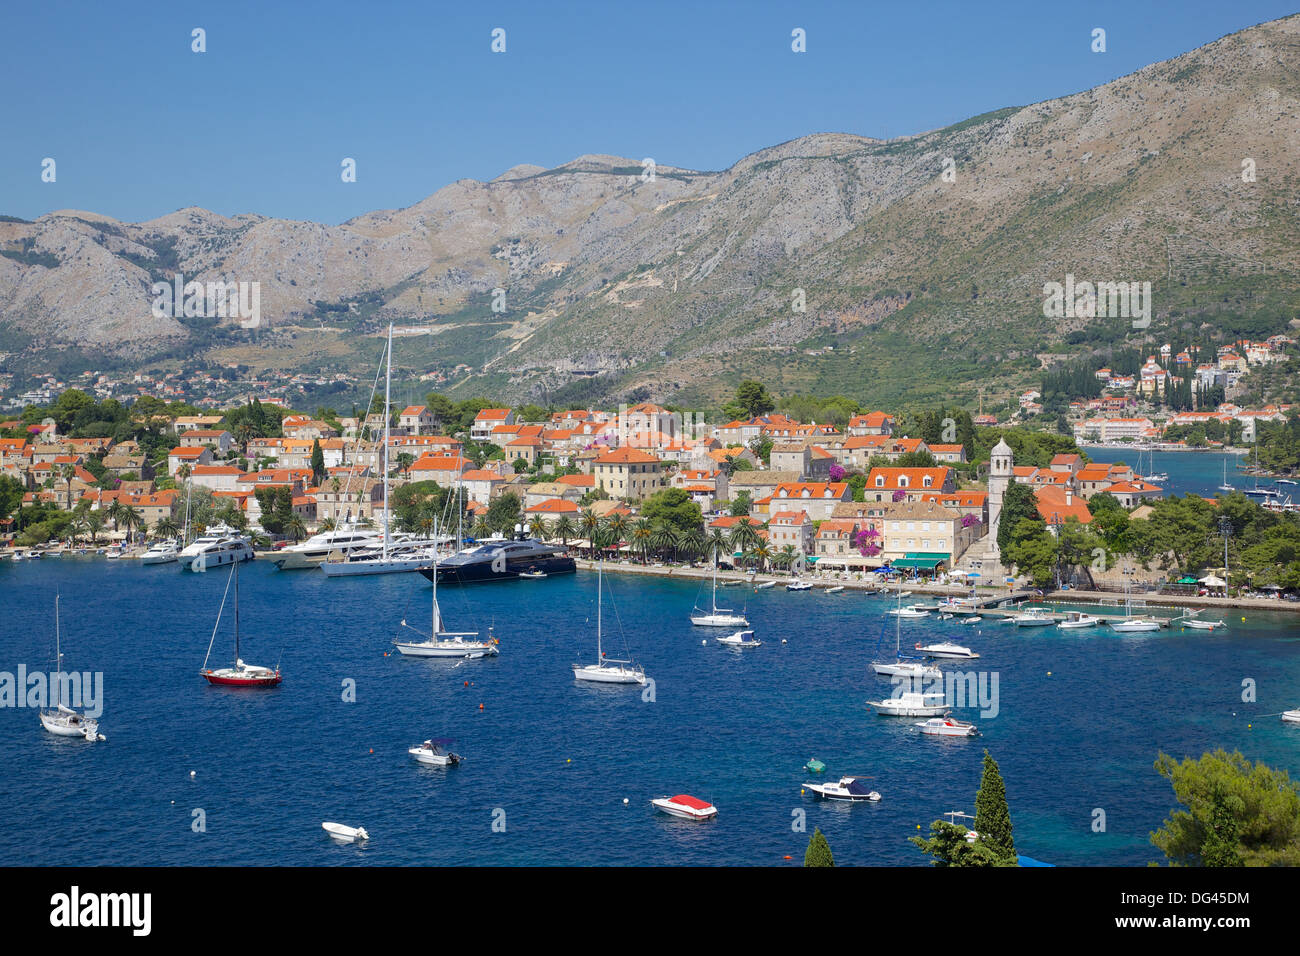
(573, 560, 646, 684)
(39, 596, 105, 741)
(872, 581, 940, 679)
(393, 521, 499, 659)
(691, 548, 749, 627)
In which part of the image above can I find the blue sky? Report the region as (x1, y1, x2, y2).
(2, 1, 1295, 224)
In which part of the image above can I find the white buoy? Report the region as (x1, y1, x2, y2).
(623, 798, 629, 804)
(190, 771, 196, 778)
(781, 639, 788, 644)
(702, 639, 707, 645)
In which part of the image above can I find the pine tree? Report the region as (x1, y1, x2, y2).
(973, 750, 1016, 863)
(804, 827, 835, 867)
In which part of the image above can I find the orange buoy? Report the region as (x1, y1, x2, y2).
(464, 681, 469, 687)
(479, 703, 484, 710)
(783, 855, 792, 860)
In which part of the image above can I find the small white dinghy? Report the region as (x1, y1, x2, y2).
(960, 616, 982, 625)
(917, 716, 979, 737)
(716, 629, 762, 648)
(1184, 617, 1227, 631)
(1057, 611, 1100, 630)
(322, 822, 369, 843)
(824, 585, 845, 594)
(651, 794, 718, 820)
(754, 580, 775, 590)
(1281, 709, 1300, 725)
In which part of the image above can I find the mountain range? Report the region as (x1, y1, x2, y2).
(3, 14, 1299, 411)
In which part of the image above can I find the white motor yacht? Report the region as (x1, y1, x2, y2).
(887, 605, 931, 618)
(409, 738, 461, 766)
(1011, 608, 1055, 627)
(802, 776, 881, 802)
(917, 716, 979, 737)
(868, 691, 949, 717)
(914, 641, 979, 659)
(139, 539, 180, 565)
(1058, 611, 1100, 629)
(270, 527, 382, 570)
(716, 629, 762, 648)
(651, 795, 718, 820)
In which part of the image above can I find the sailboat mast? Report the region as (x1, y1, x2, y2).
(432, 517, 441, 635)
(597, 559, 603, 660)
(382, 323, 392, 559)
(233, 558, 240, 663)
(712, 547, 719, 613)
(53, 594, 61, 709)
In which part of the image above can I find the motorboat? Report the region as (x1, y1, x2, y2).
(418, 533, 576, 585)
(754, 580, 775, 590)
(409, 738, 461, 766)
(393, 520, 500, 659)
(1184, 617, 1227, 631)
(139, 539, 180, 565)
(868, 691, 949, 717)
(786, 579, 813, 591)
(1282, 709, 1300, 725)
(1108, 617, 1162, 633)
(319, 543, 434, 577)
(960, 616, 982, 625)
(39, 596, 106, 742)
(691, 548, 750, 627)
(322, 822, 368, 843)
(518, 568, 548, 579)
(270, 527, 383, 570)
(200, 560, 283, 687)
(887, 605, 931, 618)
(182, 533, 253, 572)
(1011, 608, 1055, 627)
(716, 629, 762, 648)
(917, 716, 979, 737)
(802, 776, 881, 802)
(1057, 611, 1101, 630)
(824, 585, 845, 594)
(573, 560, 646, 685)
(914, 642, 979, 659)
(650, 794, 718, 820)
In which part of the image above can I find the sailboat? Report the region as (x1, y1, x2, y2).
(1217, 458, 1235, 493)
(392, 520, 499, 659)
(200, 560, 283, 686)
(872, 581, 940, 679)
(39, 596, 105, 741)
(573, 560, 646, 684)
(322, 323, 430, 576)
(1107, 571, 1161, 633)
(690, 548, 749, 627)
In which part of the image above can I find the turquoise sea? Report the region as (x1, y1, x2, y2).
(2, 558, 1298, 866)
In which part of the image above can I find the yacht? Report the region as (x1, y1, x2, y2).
(179, 522, 253, 572)
(39, 596, 106, 742)
(887, 604, 931, 619)
(802, 776, 881, 802)
(409, 738, 461, 766)
(691, 548, 750, 627)
(1281, 709, 1300, 725)
(914, 641, 979, 659)
(873, 584, 942, 678)
(139, 538, 180, 565)
(868, 690, 949, 717)
(716, 629, 762, 648)
(917, 716, 979, 737)
(320, 541, 436, 577)
(199, 560, 282, 687)
(573, 560, 646, 685)
(1011, 608, 1055, 627)
(650, 795, 718, 820)
(786, 579, 813, 591)
(417, 533, 576, 585)
(1108, 617, 1162, 633)
(271, 527, 382, 570)
(393, 523, 500, 660)
(1058, 611, 1101, 629)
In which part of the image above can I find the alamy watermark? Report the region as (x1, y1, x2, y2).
(151, 273, 261, 329)
(1042, 274, 1151, 329)
(891, 671, 1000, 719)
(1, 666, 103, 717)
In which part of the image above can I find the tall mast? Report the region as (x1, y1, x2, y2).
(712, 546, 718, 613)
(382, 323, 392, 559)
(234, 558, 240, 664)
(596, 559, 603, 661)
(53, 594, 61, 709)
(432, 517, 441, 635)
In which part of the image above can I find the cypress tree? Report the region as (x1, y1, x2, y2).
(804, 827, 835, 867)
(973, 750, 1016, 863)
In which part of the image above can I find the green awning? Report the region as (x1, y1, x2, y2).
(892, 552, 948, 570)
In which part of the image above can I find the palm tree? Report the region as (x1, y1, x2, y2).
(776, 544, 797, 571)
(61, 464, 77, 510)
(579, 508, 601, 557)
(121, 506, 145, 543)
(728, 520, 761, 556)
(747, 542, 773, 572)
(472, 516, 492, 541)
(319, 516, 336, 532)
(605, 513, 628, 554)
(84, 511, 104, 546)
(286, 513, 307, 543)
(528, 514, 550, 541)
(104, 500, 128, 536)
(155, 516, 180, 541)
(677, 526, 706, 562)
(553, 515, 576, 548)
(706, 527, 727, 564)
(631, 517, 654, 563)
(649, 523, 679, 562)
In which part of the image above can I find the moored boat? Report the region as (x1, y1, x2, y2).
(38, 596, 106, 742)
(917, 716, 979, 737)
(868, 690, 949, 717)
(716, 629, 762, 647)
(573, 559, 646, 685)
(409, 738, 461, 766)
(802, 776, 880, 802)
(199, 560, 282, 687)
(322, 822, 368, 843)
(915, 641, 979, 659)
(1058, 611, 1101, 630)
(651, 794, 718, 820)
